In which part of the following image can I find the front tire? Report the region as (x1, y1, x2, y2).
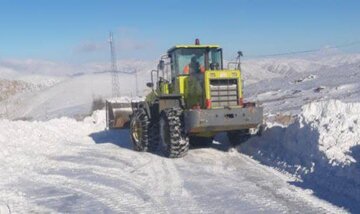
(159, 108, 189, 158)
(148, 121, 160, 151)
(130, 109, 153, 152)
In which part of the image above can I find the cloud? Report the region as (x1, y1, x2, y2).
(117, 38, 154, 51)
(116, 27, 154, 51)
(75, 42, 107, 53)
(74, 26, 155, 55)
(0, 58, 156, 79)
(118, 26, 138, 35)
(0, 58, 83, 76)
(74, 37, 153, 55)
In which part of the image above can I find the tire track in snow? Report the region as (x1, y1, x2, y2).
(223, 151, 343, 213)
(50, 149, 169, 213)
(140, 156, 201, 213)
(18, 162, 165, 212)
(174, 148, 343, 213)
(0, 114, 348, 213)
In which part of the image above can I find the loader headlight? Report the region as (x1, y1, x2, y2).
(232, 72, 238, 77)
(209, 73, 216, 78)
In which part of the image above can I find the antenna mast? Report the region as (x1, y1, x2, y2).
(109, 32, 120, 97)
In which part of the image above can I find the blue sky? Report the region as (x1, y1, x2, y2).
(0, 0, 359, 62)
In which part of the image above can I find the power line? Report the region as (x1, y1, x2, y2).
(246, 40, 360, 58)
(333, 40, 360, 49)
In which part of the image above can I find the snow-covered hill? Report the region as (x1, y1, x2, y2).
(0, 59, 155, 120)
(242, 53, 360, 84)
(0, 79, 32, 101)
(1, 53, 360, 121)
(0, 58, 155, 79)
(244, 54, 360, 116)
(0, 71, 151, 120)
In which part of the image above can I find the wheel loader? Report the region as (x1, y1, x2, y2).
(107, 39, 263, 158)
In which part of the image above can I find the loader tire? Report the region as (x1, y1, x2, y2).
(227, 130, 251, 147)
(148, 121, 160, 152)
(130, 109, 152, 152)
(159, 108, 189, 158)
(189, 136, 213, 148)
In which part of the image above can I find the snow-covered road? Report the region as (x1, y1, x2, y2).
(0, 112, 344, 213)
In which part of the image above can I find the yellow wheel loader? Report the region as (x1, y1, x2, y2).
(107, 40, 263, 158)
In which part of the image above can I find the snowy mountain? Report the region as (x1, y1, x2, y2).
(0, 79, 32, 101)
(241, 53, 360, 84)
(0, 59, 155, 120)
(1, 53, 360, 120)
(223, 53, 360, 119)
(0, 58, 155, 78)
(0, 71, 151, 120)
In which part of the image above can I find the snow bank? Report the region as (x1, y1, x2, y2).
(83, 109, 106, 129)
(0, 110, 109, 211)
(300, 100, 360, 165)
(1, 110, 343, 213)
(240, 100, 360, 211)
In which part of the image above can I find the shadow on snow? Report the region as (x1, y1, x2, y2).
(89, 128, 133, 150)
(90, 126, 360, 211)
(89, 128, 236, 157)
(240, 122, 360, 213)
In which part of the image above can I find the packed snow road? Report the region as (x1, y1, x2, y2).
(0, 112, 343, 213)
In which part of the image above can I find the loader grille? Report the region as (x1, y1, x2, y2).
(209, 79, 238, 108)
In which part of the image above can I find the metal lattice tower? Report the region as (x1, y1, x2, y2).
(109, 32, 120, 97)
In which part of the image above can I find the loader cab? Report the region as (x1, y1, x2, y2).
(153, 41, 243, 110)
(168, 45, 223, 78)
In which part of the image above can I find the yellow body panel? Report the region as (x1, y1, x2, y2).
(175, 75, 189, 97)
(160, 82, 169, 94)
(204, 70, 243, 108)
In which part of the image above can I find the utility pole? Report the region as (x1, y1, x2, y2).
(109, 32, 120, 97)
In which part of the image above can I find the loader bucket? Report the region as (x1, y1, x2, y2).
(106, 100, 133, 129)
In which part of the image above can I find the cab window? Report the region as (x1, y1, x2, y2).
(170, 47, 223, 77)
(209, 48, 222, 70)
(174, 48, 205, 75)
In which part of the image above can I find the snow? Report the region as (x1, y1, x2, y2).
(106, 96, 144, 103)
(242, 53, 360, 84)
(0, 111, 344, 213)
(300, 100, 360, 164)
(0, 58, 155, 120)
(0, 72, 151, 120)
(1, 52, 360, 212)
(244, 53, 360, 116)
(17, 75, 64, 88)
(240, 100, 360, 212)
(2, 52, 360, 121)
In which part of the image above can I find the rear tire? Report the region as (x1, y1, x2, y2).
(130, 109, 156, 152)
(149, 121, 160, 152)
(159, 108, 189, 158)
(227, 129, 251, 147)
